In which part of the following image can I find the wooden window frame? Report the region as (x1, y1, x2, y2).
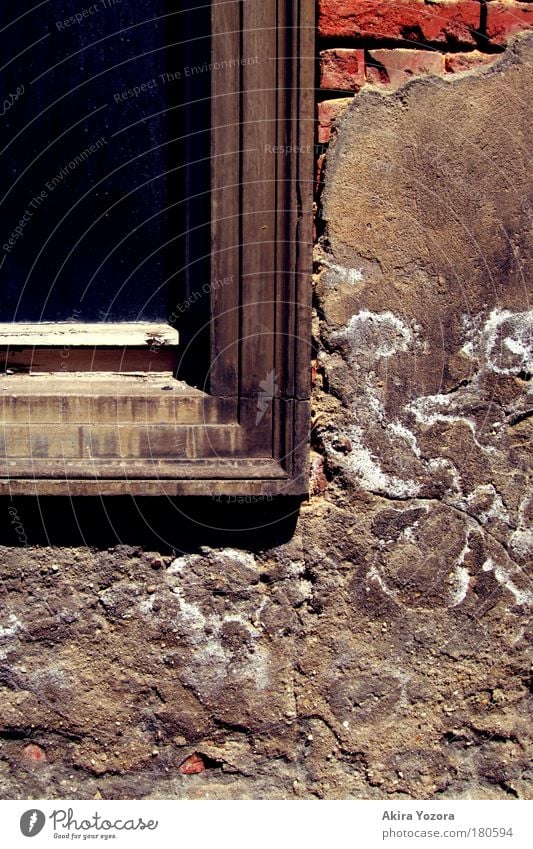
(1, 0, 315, 497)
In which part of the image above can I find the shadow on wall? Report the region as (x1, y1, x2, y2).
(0, 496, 302, 552)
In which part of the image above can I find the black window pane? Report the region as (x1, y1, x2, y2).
(0, 0, 211, 325)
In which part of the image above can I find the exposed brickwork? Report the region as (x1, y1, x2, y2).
(444, 51, 500, 72)
(318, 98, 352, 143)
(317, 0, 532, 150)
(485, 1, 533, 44)
(320, 48, 366, 90)
(22, 744, 47, 767)
(318, 0, 482, 46)
(366, 48, 446, 89)
(179, 753, 207, 775)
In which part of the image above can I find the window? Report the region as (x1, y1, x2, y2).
(0, 0, 314, 496)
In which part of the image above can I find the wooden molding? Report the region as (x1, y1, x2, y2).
(0, 323, 180, 347)
(0, 1, 315, 496)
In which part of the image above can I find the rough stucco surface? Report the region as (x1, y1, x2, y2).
(0, 35, 532, 800)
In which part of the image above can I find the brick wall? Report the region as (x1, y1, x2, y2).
(317, 1, 532, 148)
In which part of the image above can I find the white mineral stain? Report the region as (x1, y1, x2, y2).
(322, 260, 364, 285)
(211, 548, 257, 570)
(222, 616, 270, 691)
(387, 421, 421, 458)
(327, 304, 530, 504)
(510, 527, 533, 560)
(455, 484, 512, 526)
(167, 553, 204, 574)
(510, 494, 533, 560)
(408, 310, 531, 459)
(332, 310, 412, 361)
(408, 393, 496, 454)
(482, 558, 533, 606)
(168, 558, 270, 695)
(387, 667, 412, 713)
(483, 309, 533, 376)
(0, 613, 21, 639)
(0, 615, 23, 660)
(427, 457, 462, 495)
(368, 564, 398, 599)
(449, 539, 472, 607)
(138, 596, 155, 615)
(325, 425, 420, 497)
(451, 565, 471, 607)
(25, 666, 72, 694)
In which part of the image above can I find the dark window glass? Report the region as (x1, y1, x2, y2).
(0, 0, 211, 330)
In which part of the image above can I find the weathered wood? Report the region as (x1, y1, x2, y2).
(0, 323, 180, 347)
(240, 1, 277, 399)
(275, 0, 297, 401)
(0, 422, 244, 460)
(210, 0, 241, 396)
(237, 397, 275, 457)
(0, 323, 180, 373)
(0, 476, 308, 497)
(0, 374, 203, 396)
(0, 375, 235, 424)
(1, 457, 286, 481)
(1, 348, 177, 373)
(295, 0, 316, 402)
(274, 1, 315, 402)
(0, 1, 315, 496)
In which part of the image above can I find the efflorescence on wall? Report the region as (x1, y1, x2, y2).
(0, 1, 531, 800)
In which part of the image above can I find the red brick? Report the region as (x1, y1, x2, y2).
(444, 51, 499, 72)
(366, 48, 446, 88)
(318, 0, 481, 46)
(179, 752, 206, 775)
(485, 2, 533, 44)
(316, 153, 327, 194)
(320, 48, 366, 90)
(310, 454, 329, 496)
(317, 98, 352, 144)
(22, 744, 46, 765)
